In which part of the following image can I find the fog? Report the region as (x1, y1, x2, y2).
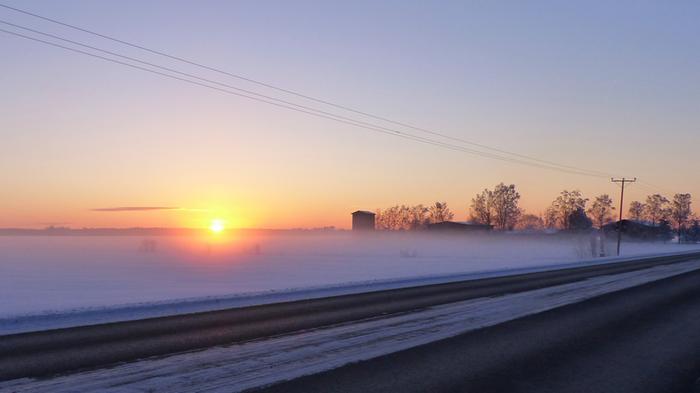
(1, 232, 698, 319)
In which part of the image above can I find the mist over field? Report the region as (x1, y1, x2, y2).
(2, 232, 698, 320)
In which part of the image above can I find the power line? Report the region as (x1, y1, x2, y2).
(2, 18, 611, 178)
(0, 28, 607, 177)
(0, 2, 615, 178)
(0, 27, 612, 178)
(0, 20, 482, 148)
(637, 180, 676, 195)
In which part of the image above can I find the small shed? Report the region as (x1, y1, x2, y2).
(352, 210, 376, 231)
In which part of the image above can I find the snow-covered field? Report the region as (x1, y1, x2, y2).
(1, 232, 698, 334)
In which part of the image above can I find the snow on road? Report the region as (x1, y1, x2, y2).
(4, 259, 700, 393)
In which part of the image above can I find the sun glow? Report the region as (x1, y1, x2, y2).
(209, 219, 225, 233)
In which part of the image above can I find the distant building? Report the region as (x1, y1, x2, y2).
(602, 219, 672, 241)
(352, 210, 376, 231)
(426, 221, 492, 233)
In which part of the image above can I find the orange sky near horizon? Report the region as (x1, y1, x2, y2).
(1, 175, 682, 230)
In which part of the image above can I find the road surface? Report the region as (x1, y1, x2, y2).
(260, 264, 700, 393)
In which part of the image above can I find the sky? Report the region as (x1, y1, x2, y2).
(1, 0, 699, 229)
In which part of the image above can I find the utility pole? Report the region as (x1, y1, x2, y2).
(611, 177, 636, 256)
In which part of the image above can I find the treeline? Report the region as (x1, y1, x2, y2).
(626, 193, 698, 242)
(375, 184, 699, 242)
(375, 202, 454, 230)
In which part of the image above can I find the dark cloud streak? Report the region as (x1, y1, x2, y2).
(91, 207, 180, 212)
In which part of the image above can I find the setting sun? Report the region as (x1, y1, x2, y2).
(209, 219, 225, 233)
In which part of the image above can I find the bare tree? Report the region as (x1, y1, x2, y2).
(375, 206, 396, 230)
(470, 184, 521, 230)
(401, 205, 414, 230)
(428, 202, 454, 223)
(491, 183, 522, 230)
(587, 194, 615, 229)
(516, 214, 544, 231)
(376, 205, 429, 230)
(548, 190, 588, 230)
(568, 207, 593, 231)
(628, 201, 645, 222)
(671, 193, 692, 243)
(544, 206, 558, 229)
(408, 204, 429, 230)
(644, 194, 670, 226)
(688, 215, 700, 243)
(378, 203, 453, 230)
(469, 189, 493, 226)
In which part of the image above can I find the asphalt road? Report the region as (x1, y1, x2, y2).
(2, 251, 700, 382)
(258, 266, 700, 393)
